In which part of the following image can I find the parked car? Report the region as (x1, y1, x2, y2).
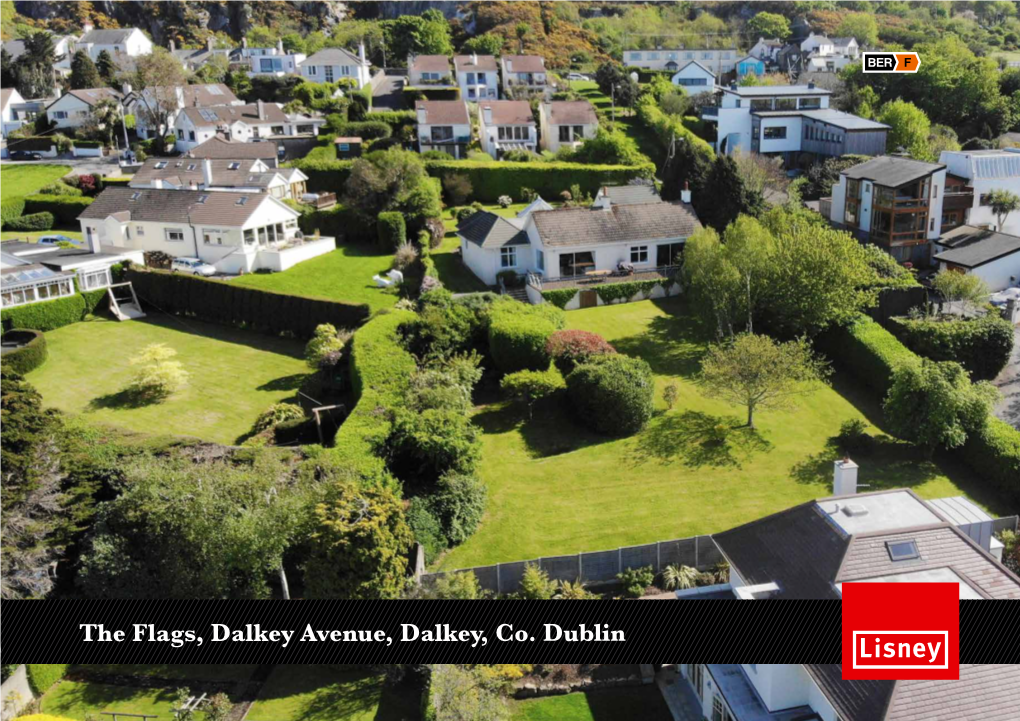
(171, 257, 217, 277)
(567, 73, 590, 81)
(37, 235, 79, 246)
(9, 150, 43, 161)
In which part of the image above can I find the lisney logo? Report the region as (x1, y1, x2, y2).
(842, 583, 959, 680)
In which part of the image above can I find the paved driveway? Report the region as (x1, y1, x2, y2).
(993, 324, 1020, 429)
(371, 72, 406, 111)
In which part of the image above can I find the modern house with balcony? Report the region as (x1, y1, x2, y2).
(500, 55, 549, 97)
(454, 54, 499, 101)
(938, 149, 1020, 236)
(77, 187, 333, 275)
(415, 100, 471, 158)
(538, 100, 598, 153)
(829, 155, 948, 264)
(247, 41, 306, 77)
(624, 47, 739, 76)
(408, 55, 455, 88)
(477, 100, 537, 158)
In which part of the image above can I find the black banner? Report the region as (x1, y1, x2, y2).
(3, 600, 1017, 663)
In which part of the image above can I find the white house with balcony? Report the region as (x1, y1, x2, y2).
(624, 48, 738, 76)
(45, 87, 123, 131)
(72, 24, 153, 62)
(670, 61, 716, 90)
(77, 187, 333, 275)
(938, 149, 1020, 236)
(454, 54, 499, 101)
(248, 41, 306, 77)
(538, 100, 598, 153)
(408, 55, 455, 88)
(299, 45, 371, 88)
(415, 100, 471, 159)
(478, 100, 536, 158)
(500, 55, 549, 97)
(128, 157, 308, 201)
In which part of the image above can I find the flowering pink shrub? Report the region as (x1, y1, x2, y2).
(545, 330, 616, 375)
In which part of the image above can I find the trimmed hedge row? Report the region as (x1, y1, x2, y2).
(26, 664, 69, 695)
(1, 198, 26, 228)
(403, 86, 461, 106)
(297, 203, 375, 244)
(23, 195, 94, 225)
(334, 310, 418, 480)
(815, 315, 920, 397)
(637, 96, 715, 161)
(0, 289, 107, 333)
(961, 417, 1020, 506)
(369, 110, 418, 130)
(4, 211, 54, 231)
(102, 176, 132, 186)
(0, 329, 47, 374)
(487, 299, 565, 373)
(10, 137, 56, 151)
(377, 211, 406, 250)
(887, 315, 1015, 381)
(124, 267, 370, 338)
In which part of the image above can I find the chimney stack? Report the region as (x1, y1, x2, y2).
(87, 226, 101, 254)
(594, 186, 612, 211)
(833, 458, 859, 496)
(257, 99, 266, 120)
(359, 42, 367, 63)
(82, 22, 94, 35)
(471, 52, 479, 65)
(276, 39, 284, 54)
(808, 81, 816, 89)
(482, 105, 492, 125)
(203, 158, 214, 187)
(680, 181, 691, 204)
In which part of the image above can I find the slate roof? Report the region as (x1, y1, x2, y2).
(454, 54, 498, 72)
(300, 47, 369, 68)
(604, 184, 662, 206)
(481, 100, 534, 125)
(1, 88, 15, 111)
(410, 54, 453, 73)
(842, 156, 945, 186)
(58, 87, 123, 107)
(130, 157, 282, 189)
(416, 100, 469, 125)
(184, 136, 278, 162)
(934, 225, 1020, 269)
(77, 187, 292, 227)
(79, 28, 138, 45)
(182, 102, 288, 126)
(531, 200, 701, 248)
(675, 60, 716, 77)
(545, 100, 598, 126)
(803, 666, 894, 721)
(457, 211, 529, 249)
(502, 55, 546, 73)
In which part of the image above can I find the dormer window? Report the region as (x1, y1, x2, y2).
(887, 540, 919, 562)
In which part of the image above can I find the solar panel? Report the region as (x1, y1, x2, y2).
(198, 108, 220, 122)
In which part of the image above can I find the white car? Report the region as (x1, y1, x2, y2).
(567, 73, 590, 82)
(989, 287, 1020, 307)
(171, 257, 217, 277)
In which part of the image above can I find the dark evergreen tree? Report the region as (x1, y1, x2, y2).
(69, 50, 102, 90)
(1, 46, 14, 89)
(660, 135, 711, 203)
(13, 31, 55, 98)
(698, 155, 764, 232)
(96, 49, 117, 86)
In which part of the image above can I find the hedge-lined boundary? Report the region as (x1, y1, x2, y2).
(886, 314, 1015, 381)
(124, 268, 370, 338)
(24, 195, 94, 225)
(292, 157, 655, 203)
(637, 97, 715, 161)
(26, 664, 69, 695)
(1, 198, 26, 228)
(0, 289, 107, 333)
(0, 329, 47, 374)
(334, 310, 417, 478)
(403, 86, 461, 105)
(819, 313, 1019, 506)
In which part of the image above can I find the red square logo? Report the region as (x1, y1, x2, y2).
(842, 583, 959, 680)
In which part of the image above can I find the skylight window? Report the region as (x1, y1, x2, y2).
(187, 164, 197, 171)
(197, 194, 209, 204)
(228, 162, 241, 170)
(887, 540, 919, 562)
(129, 192, 142, 201)
(154, 161, 168, 169)
(198, 108, 220, 122)
(235, 197, 249, 205)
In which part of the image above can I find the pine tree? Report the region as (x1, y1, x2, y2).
(96, 49, 117, 86)
(660, 135, 711, 203)
(699, 155, 764, 232)
(69, 49, 102, 90)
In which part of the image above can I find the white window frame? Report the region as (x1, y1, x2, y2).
(500, 246, 517, 268)
(165, 228, 186, 242)
(78, 267, 112, 291)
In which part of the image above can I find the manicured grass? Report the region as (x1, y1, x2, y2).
(512, 687, 673, 721)
(571, 81, 663, 171)
(42, 680, 210, 720)
(231, 244, 399, 312)
(1, 227, 84, 243)
(438, 299, 1008, 569)
(248, 665, 420, 721)
(78, 665, 259, 682)
(26, 316, 309, 444)
(0, 163, 70, 201)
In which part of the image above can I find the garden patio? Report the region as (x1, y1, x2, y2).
(437, 298, 1011, 570)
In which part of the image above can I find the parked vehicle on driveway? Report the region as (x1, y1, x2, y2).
(9, 150, 43, 160)
(171, 257, 217, 277)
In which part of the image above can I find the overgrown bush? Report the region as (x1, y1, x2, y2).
(888, 314, 1015, 381)
(617, 565, 655, 598)
(393, 241, 419, 271)
(386, 408, 481, 485)
(252, 402, 305, 434)
(125, 343, 189, 401)
(519, 563, 556, 600)
(305, 323, 353, 370)
(836, 418, 871, 454)
(407, 499, 447, 564)
(566, 354, 655, 436)
(430, 471, 487, 546)
(545, 329, 616, 375)
(1, 198, 26, 227)
(442, 174, 473, 205)
(38, 182, 83, 196)
(487, 298, 565, 374)
(500, 367, 564, 419)
(4, 211, 54, 231)
(377, 211, 407, 250)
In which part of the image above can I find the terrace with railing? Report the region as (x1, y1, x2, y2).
(528, 265, 681, 292)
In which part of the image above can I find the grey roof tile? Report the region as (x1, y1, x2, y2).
(77, 186, 284, 227)
(457, 211, 528, 249)
(934, 226, 1020, 269)
(531, 201, 700, 248)
(842, 156, 945, 186)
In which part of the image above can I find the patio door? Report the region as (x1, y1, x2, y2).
(559, 251, 594, 277)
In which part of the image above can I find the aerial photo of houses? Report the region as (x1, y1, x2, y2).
(1, 0, 1020, 717)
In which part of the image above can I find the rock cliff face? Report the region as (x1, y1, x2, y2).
(13, 1, 351, 43)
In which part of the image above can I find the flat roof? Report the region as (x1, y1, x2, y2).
(842, 155, 945, 186)
(706, 665, 816, 721)
(723, 84, 831, 96)
(751, 108, 889, 130)
(819, 490, 944, 536)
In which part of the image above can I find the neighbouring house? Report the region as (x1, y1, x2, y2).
(938, 149, 1020, 236)
(500, 55, 549, 97)
(735, 55, 765, 78)
(183, 136, 279, 166)
(1, 240, 142, 309)
(933, 226, 1020, 292)
(670, 60, 716, 90)
(800, 32, 835, 55)
(77, 187, 334, 275)
(5, 34, 77, 79)
(705, 82, 887, 159)
(45, 87, 124, 131)
(408, 54, 455, 88)
(829, 155, 948, 265)
(73, 24, 153, 62)
(748, 37, 784, 64)
(458, 184, 699, 296)
(170, 37, 233, 72)
(799, 33, 858, 73)
(703, 462, 1019, 600)
(129, 157, 309, 200)
(1, 87, 26, 138)
(333, 136, 363, 158)
(124, 83, 242, 140)
(299, 45, 372, 88)
(477, 100, 537, 159)
(246, 40, 305, 77)
(624, 48, 739, 76)
(454, 54, 499, 101)
(415, 100, 471, 159)
(672, 664, 1019, 721)
(833, 36, 861, 58)
(538, 100, 598, 153)
(173, 101, 322, 152)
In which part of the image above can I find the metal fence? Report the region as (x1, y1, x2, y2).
(421, 534, 724, 595)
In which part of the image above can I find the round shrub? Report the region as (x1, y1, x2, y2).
(406, 499, 447, 563)
(38, 182, 83, 196)
(252, 402, 305, 434)
(386, 407, 481, 484)
(431, 471, 487, 546)
(488, 315, 557, 373)
(5, 212, 55, 231)
(889, 315, 1015, 381)
(545, 329, 617, 375)
(455, 206, 477, 222)
(422, 149, 455, 160)
(0, 329, 47, 374)
(566, 354, 655, 436)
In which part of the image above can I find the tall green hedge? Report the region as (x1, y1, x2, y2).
(4, 211, 54, 231)
(887, 315, 1015, 381)
(0, 289, 107, 333)
(403, 86, 461, 105)
(26, 664, 69, 695)
(815, 315, 920, 397)
(0, 329, 47, 374)
(369, 110, 418, 131)
(637, 96, 715, 162)
(377, 211, 406, 250)
(24, 195, 94, 224)
(960, 417, 1020, 506)
(10, 137, 56, 151)
(487, 300, 565, 374)
(298, 203, 375, 244)
(124, 267, 369, 338)
(1, 197, 26, 228)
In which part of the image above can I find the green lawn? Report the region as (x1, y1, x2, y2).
(248, 665, 420, 721)
(512, 687, 673, 721)
(1, 163, 70, 201)
(42, 680, 212, 721)
(26, 316, 309, 444)
(438, 299, 1009, 570)
(1, 227, 84, 243)
(231, 244, 399, 312)
(570, 81, 663, 170)
(77, 666, 259, 682)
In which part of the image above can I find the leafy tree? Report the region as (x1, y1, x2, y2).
(986, 189, 1020, 231)
(747, 12, 790, 41)
(127, 48, 187, 153)
(95, 49, 117, 85)
(683, 226, 742, 338)
(386, 408, 481, 484)
(79, 97, 122, 147)
(125, 343, 188, 401)
(343, 149, 442, 232)
(932, 271, 991, 314)
(515, 22, 530, 53)
(246, 26, 278, 49)
(462, 33, 504, 56)
(660, 135, 712, 203)
(425, 571, 482, 599)
(878, 99, 931, 158)
(802, 154, 870, 200)
(430, 471, 487, 546)
(565, 126, 646, 165)
(69, 49, 101, 89)
(883, 360, 999, 457)
(304, 475, 413, 599)
(732, 150, 789, 205)
(0, 46, 13, 88)
(13, 32, 55, 98)
(500, 368, 564, 419)
(280, 33, 305, 54)
(836, 13, 879, 47)
(594, 62, 638, 110)
(386, 9, 453, 60)
(700, 334, 829, 428)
